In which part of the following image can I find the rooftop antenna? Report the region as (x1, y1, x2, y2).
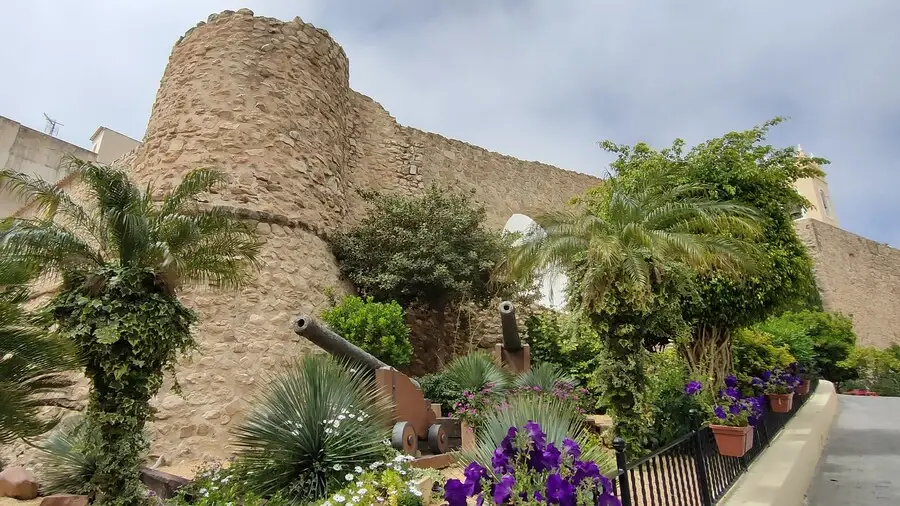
(43, 113, 63, 137)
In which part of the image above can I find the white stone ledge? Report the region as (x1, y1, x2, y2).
(720, 380, 839, 506)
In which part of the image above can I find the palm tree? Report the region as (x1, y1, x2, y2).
(502, 175, 760, 444)
(0, 258, 78, 445)
(0, 158, 261, 505)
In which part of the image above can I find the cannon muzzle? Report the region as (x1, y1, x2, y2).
(293, 314, 389, 371)
(498, 301, 522, 352)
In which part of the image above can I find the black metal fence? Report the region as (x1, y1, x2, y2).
(609, 379, 819, 506)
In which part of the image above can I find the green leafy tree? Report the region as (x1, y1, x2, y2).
(330, 185, 511, 312)
(505, 174, 759, 445)
(0, 159, 260, 505)
(605, 118, 824, 386)
(773, 310, 856, 382)
(321, 295, 413, 367)
(0, 259, 78, 445)
(731, 328, 796, 383)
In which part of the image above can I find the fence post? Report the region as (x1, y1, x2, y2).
(613, 437, 633, 506)
(690, 431, 714, 506)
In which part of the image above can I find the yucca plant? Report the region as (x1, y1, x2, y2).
(462, 395, 615, 475)
(513, 361, 575, 391)
(232, 354, 393, 504)
(0, 257, 78, 445)
(442, 352, 512, 394)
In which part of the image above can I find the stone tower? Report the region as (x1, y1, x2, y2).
(793, 145, 839, 227)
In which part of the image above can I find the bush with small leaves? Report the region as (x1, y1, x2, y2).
(321, 295, 413, 367)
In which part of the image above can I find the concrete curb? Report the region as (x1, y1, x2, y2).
(720, 380, 839, 506)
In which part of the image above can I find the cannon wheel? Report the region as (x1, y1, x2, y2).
(392, 421, 417, 455)
(427, 423, 448, 454)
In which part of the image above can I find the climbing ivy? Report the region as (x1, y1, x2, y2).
(50, 267, 197, 505)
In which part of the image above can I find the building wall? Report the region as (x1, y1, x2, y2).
(0, 9, 600, 467)
(0, 116, 97, 217)
(794, 176, 839, 227)
(91, 128, 142, 164)
(795, 218, 900, 348)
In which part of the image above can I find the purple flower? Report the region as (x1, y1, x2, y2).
(444, 479, 469, 506)
(562, 438, 581, 459)
(545, 473, 575, 506)
(534, 491, 544, 502)
(598, 492, 622, 506)
(492, 474, 516, 504)
(748, 415, 759, 426)
(463, 462, 487, 494)
(725, 375, 738, 388)
(751, 377, 763, 387)
(524, 420, 547, 449)
(572, 459, 601, 485)
(714, 406, 727, 420)
(729, 403, 742, 415)
(491, 447, 510, 474)
(500, 427, 518, 455)
(684, 380, 702, 395)
(761, 370, 772, 381)
(542, 442, 562, 470)
(723, 387, 741, 400)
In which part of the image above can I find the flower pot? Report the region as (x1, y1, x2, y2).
(795, 379, 811, 396)
(767, 392, 794, 413)
(710, 424, 754, 457)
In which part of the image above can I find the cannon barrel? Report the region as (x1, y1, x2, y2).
(293, 314, 389, 371)
(498, 301, 522, 352)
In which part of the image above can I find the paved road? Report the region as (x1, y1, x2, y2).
(806, 395, 900, 505)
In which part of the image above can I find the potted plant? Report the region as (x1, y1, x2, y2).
(757, 369, 799, 413)
(789, 363, 813, 396)
(444, 421, 620, 506)
(685, 376, 763, 458)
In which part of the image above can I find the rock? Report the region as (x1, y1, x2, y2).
(0, 466, 39, 500)
(236, 8, 254, 16)
(40, 495, 89, 506)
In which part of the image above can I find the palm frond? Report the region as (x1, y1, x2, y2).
(159, 168, 228, 215)
(442, 352, 512, 393)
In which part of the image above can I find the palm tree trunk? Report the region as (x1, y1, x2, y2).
(681, 324, 733, 388)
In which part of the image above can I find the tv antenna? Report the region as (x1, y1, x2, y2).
(43, 113, 63, 137)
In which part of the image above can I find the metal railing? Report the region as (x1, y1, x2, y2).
(609, 379, 818, 506)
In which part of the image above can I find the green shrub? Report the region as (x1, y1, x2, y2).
(417, 372, 462, 416)
(463, 395, 615, 475)
(232, 354, 393, 503)
(167, 462, 290, 506)
(754, 316, 816, 367)
(732, 328, 795, 382)
(37, 418, 99, 497)
(640, 349, 699, 451)
(838, 345, 900, 396)
(321, 295, 413, 367)
(755, 310, 856, 381)
(523, 311, 604, 409)
(513, 362, 574, 391)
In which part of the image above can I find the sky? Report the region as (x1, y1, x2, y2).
(2, 1, 898, 245)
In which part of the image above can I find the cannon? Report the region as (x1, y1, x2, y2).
(493, 300, 531, 373)
(293, 314, 451, 456)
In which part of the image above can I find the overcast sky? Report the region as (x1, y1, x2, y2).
(2, 1, 898, 244)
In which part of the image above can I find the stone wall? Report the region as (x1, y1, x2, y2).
(795, 218, 900, 348)
(2, 9, 600, 468)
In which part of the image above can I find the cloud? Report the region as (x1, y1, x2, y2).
(1, 1, 898, 244)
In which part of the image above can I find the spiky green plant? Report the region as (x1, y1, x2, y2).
(232, 354, 393, 504)
(462, 395, 615, 474)
(442, 352, 512, 394)
(37, 418, 98, 496)
(513, 362, 575, 391)
(0, 257, 78, 445)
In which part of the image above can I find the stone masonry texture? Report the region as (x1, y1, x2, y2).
(1, 10, 599, 470)
(795, 218, 900, 348)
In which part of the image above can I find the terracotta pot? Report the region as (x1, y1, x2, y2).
(710, 424, 754, 457)
(795, 379, 811, 396)
(767, 392, 794, 413)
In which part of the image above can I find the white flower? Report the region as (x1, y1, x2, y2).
(350, 368, 358, 373)
(410, 488, 423, 497)
(382, 439, 391, 446)
(337, 415, 346, 420)
(199, 488, 208, 495)
(354, 466, 364, 474)
(346, 473, 355, 481)
(369, 461, 383, 469)
(333, 464, 342, 471)
(333, 420, 341, 428)
(334, 495, 346, 503)
(324, 502, 331, 506)
(359, 488, 368, 495)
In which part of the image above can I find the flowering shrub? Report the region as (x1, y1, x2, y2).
(167, 461, 289, 506)
(514, 383, 592, 414)
(756, 368, 800, 395)
(445, 421, 620, 506)
(315, 454, 424, 506)
(453, 384, 503, 429)
(685, 375, 764, 427)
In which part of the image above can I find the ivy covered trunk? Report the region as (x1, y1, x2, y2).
(594, 320, 649, 453)
(682, 325, 733, 389)
(51, 268, 197, 505)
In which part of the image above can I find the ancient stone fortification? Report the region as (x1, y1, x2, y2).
(0, 9, 599, 467)
(795, 218, 900, 348)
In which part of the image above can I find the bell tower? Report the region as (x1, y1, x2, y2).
(792, 145, 839, 228)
